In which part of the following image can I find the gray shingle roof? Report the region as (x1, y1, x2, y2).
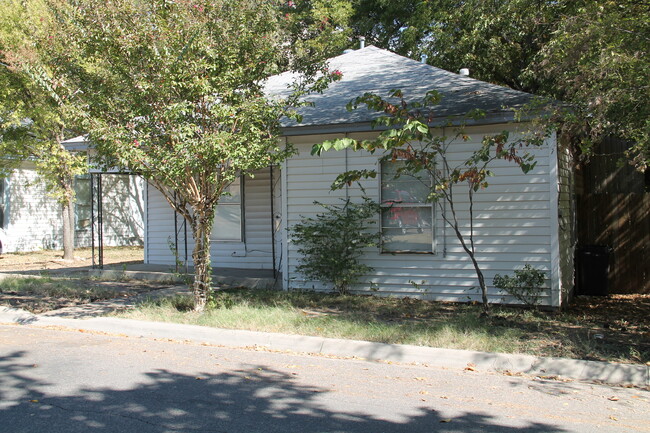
(264, 46, 535, 133)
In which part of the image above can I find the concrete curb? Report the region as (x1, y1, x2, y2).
(1, 306, 648, 388)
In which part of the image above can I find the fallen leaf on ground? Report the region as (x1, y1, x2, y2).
(440, 419, 452, 423)
(608, 396, 619, 401)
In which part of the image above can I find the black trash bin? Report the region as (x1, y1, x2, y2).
(577, 245, 612, 296)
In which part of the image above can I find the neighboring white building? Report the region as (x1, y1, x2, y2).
(144, 46, 577, 307)
(0, 159, 144, 253)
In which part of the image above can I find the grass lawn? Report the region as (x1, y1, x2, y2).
(116, 288, 650, 365)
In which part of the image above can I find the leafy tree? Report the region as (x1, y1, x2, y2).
(349, 0, 436, 58)
(0, 0, 86, 260)
(350, 0, 565, 90)
(313, 91, 542, 313)
(349, 0, 649, 170)
(282, 0, 354, 62)
(39, 0, 344, 311)
(532, 1, 650, 171)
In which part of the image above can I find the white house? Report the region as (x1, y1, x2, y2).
(143, 46, 577, 307)
(0, 156, 145, 254)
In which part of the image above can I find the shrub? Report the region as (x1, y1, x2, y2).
(291, 198, 380, 295)
(493, 264, 547, 308)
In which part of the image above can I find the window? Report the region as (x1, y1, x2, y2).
(380, 160, 434, 253)
(211, 177, 242, 241)
(74, 175, 91, 230)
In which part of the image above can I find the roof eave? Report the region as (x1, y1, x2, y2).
(61, 134, 92, 152)
(281, 111, 526, 137)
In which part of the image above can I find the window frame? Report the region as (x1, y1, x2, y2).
(211, 176, 244, 242)
(73, 175, 92, 231)
(379, 160, 435, 254)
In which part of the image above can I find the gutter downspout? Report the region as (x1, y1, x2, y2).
(281, 137, 290, 291)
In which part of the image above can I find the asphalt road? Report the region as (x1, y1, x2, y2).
(0, 324, 648, 433)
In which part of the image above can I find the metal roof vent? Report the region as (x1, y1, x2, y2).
(359, 36, 365, 49)
(420, 54, 428, 64)
(459, 68, 470, 77)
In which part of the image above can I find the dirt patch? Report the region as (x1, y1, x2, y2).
(569, 294, 650, 332)
(0, 246, 143, 272)
(0, 247, 177, 314)
(0, 278, 175, 314)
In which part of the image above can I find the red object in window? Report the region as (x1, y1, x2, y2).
(384, 190, 424, 234)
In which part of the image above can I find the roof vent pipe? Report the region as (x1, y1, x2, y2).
(459, 68, 470, 77)
(420, 54, 428, 64)
(359, 36, 365, 49)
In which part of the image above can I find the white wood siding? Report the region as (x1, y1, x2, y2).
(556, 133, 577, 305)
(0, 165, 62, 252)
(145, 167, 276, 270)
(0, 165, 144, 253)
(282, 125, 558, 306)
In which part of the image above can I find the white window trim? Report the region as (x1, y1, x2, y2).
(211, 176, 244, 242)
(379, 160, 435, 254)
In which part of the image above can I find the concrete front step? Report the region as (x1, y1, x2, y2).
(89, 268, 279, 290)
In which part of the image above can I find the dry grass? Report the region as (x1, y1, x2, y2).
(0, 246, 158, 314)
(120, 288, 650, 365)
(2, 247, 648, 364)
(0, 275, 171, 314)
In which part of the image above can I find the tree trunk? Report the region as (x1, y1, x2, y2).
(452, 226, 490, 314)
(468, 254, 489, 314)
(441, 201, 491, 315)
(61, 200, 75, 260)
(191, 212, 213, 312)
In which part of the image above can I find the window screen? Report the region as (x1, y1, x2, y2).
(211, 177, 242, 241)
(380, 160, 434, 253)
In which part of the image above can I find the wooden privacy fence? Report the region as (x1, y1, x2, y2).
(576, 136, 649, 294)
(578, 193, 649, 293)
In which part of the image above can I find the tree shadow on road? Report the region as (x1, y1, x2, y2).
(0, 350, 570, 433)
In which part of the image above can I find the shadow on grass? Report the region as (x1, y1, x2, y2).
(0, 350, 569, 433)
(143, 288, 650, 364)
